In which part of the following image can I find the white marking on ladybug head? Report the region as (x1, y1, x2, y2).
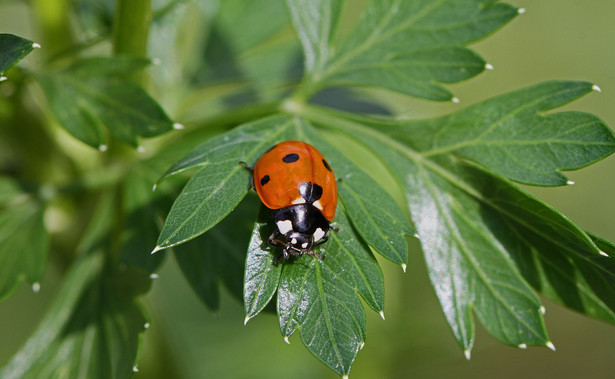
(313, 200, 323, 211)
(301, 242, 308, 249)
(276, 220, 293, 235)
(292, 197, 306, 205)
(313, 227, 325, 242)
(291, 237, 297, 245)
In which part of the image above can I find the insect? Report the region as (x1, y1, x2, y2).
(245, 140, 337, 263)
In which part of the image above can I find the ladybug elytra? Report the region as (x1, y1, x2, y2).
(247, 140, 337, 263)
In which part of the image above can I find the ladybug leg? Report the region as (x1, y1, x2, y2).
(273, 251, 286, 265)
(305, 249, 325, 259)
(268, 231, 286, 248)
(238, 161, 255, 190)
(238, 161, 254, 173)
(312, 234, 329, 248)
(268, 231, 291, 264)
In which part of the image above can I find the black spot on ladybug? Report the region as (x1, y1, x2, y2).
(282, 153, 300, 163)
(322, 159, 332, 172)
(299, 182, 323, 203)
(260, 175, 270, 186)
(264, 145, 277, 154)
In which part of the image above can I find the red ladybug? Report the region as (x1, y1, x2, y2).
(249, 141, 337, 263)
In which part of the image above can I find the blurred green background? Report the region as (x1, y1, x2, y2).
(1, 1, 615, 378)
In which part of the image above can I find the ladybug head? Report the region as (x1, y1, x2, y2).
(286, 231, 313, 252)
(270, 204, 330, 262)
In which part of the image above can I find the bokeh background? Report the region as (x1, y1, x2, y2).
(1, 1, 615, 378)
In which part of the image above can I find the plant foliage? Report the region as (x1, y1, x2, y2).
(1, 0, 614, 377)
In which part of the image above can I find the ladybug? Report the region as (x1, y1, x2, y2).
(246, 140, 337, 263)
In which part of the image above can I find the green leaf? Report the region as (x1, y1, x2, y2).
(37, 57, 174, 148)
(277, 252, 366, 377)
(380, 81, 615, 185)
(301, 94, 615, 354)
(0, 176, 24, 204)
(0, 180, 48, 302)
(246, 199, 382, 375)
(120, 164, 168, 273)
(293, 118, 414, 265)
(244, 204, 283, 320)
(192, 0, 301, 101)
(511, 230, 615, 324)
(0, 34, 38, 77)
(174, 195, 259, 310)
(285, 0, 343, 75)
(155, 115, 297, 250)
(0, 192, 150, 378)
(288, 0, 517, 100)
(354, 134, 552, 353)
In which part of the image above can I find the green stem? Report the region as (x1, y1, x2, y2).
(112, 0, 152, 83)
(190, 101, 283, 130)
(32, 0, 74, 57)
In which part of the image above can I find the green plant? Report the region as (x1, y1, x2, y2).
(1, 0, 614, 377)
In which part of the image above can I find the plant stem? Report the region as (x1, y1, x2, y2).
(32, 0, 74, 57)
(190, 101, 283, 130)
(112, 0, 152, 83)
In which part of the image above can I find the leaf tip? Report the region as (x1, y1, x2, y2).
(283, 336, 290, 344)
(244, 316, 251, 326)
(517, 7, 527, 15)
(451, 97, 460, 104)
(566, 180, 575, 185)
(464, 349, 471, 360)
(599, 250, 609, 257)
(401, 263, 407, 273)
(539, 305, 546, 315)
(150, 273, 159, 279)
(152, 183, 158, 192)
(546, 341, 556, 351)
(485, 63, 494, 71)
(592, 84, 602, 93)
(379, 310, 386, 320)
(151, 246, 164, 255)
(98, 144, 108, 152)
(32, 42, 41, 49)
(32, 282, 40, 293)
(518, 343, 528, 349)
(173, 122, 185, 130)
